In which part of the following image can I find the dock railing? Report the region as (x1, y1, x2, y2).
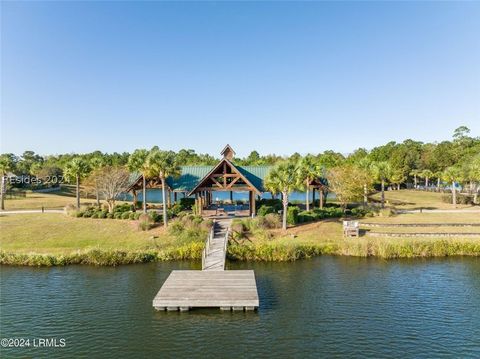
(222, 228, 230, 270)
(202, 221, 215, 270)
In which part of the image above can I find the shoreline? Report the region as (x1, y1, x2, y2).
(2, 238, 479, 266)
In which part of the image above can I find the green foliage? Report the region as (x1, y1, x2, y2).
(148, 211, 162, 223)
(287, 206, 300, 225)
(121, 211, 131, 220)
(179, 197, 195, 210)
(442, 194, 474, 205)
(113, 203, 133, 213)
(257, 205, 277, 217)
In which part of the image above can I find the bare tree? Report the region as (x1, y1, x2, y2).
(96, 166, 131, 212)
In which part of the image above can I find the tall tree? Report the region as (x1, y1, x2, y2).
(468, 155, 480, 204)
(410, 169, 422, 188)
(64, 158, 90, 209)
(96, 166, 131, 213)
(442, 166, 461, 208)
(146, 150, 180, 227)
(89, 156, 106, 207)
(371, 161, 393, 208)
(128, 149, 150, 213)
(264, 161, 301, 231)
(0, 154, 16, 210)
(327, 165, 370, 211)
(298, 155, 321, 211)
(357, 157, 374, 206)
(420, 169, 433, 189)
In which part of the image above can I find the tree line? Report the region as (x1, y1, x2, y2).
(1, 126, 479, 223)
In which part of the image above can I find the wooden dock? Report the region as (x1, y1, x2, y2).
(153, 270, 259, 311)
(153, 220, 259, 312)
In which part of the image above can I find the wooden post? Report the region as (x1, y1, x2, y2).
(167, 189, 172, 208)
(312, 188, 316, 209)
(230, 191, 233, 203)
(132, 190, 138, 210)
(249, 191, 253, 216)
(252, 192, 256, 216)
(174, 191, 177, 203)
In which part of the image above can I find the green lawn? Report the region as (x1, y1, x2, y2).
(370, 189, 476, 210)
(0, 213, 175, 254)
(2, 185, 130, 210)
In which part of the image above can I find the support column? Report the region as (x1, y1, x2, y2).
(249, 191, 253, 216)
(252, 191, 256, 216)
(312, 188, 316, 209)
(132, 190, 137, 210)
(174, 191, 177, 203)
(167, 189, 171, 208)
(230, 191, 233, 203)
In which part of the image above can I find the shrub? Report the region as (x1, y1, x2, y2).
(170, 203, 183, 216)
(257, 205, 277, 217)
(113, 203, 133, 213)
(441, 194, 473, 205)
(179, 197, 195, 210)
(262, 213, 281, 229)
(129, 212, 137, 220)
(121, 211, 131, 220)
(287, 206, 300, 225)
(106, 212, 114, 219)
(137, 213, 154, 231)
(148, 211, 162, 223)
(114, 212, 123, 219)
(97, 210, 108, 219)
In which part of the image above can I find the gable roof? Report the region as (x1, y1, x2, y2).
(186, 158, 263, 195)
(126, 164, 273, 194)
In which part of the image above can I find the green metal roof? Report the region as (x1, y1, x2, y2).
(128, 164, 272, 193)
(166, 166, 214, 192)
(236, 165, 272, 192)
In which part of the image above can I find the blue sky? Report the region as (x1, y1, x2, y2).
(1, 1, 479, 157)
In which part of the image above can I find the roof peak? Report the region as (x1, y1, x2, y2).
(220, 144, 236, 160)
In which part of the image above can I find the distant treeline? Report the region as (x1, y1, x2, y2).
(1, 126, 479, 184)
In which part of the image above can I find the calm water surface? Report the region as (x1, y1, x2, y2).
(1, 257, 479, 358)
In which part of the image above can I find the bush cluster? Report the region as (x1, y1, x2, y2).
(168, 214, 212, 241)
(441, 194, 474, 205)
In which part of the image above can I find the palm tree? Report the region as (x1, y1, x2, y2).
(0, 154, 15, 210)
(128, 149, 150, 213)
(371, 161, 392, 208)
(64, 158, 90, 209)
(89, 156, 105, 208)
(442, 166, 461, 208)
(357, 157, 373, 207)
(410, 169, 421, 189)
(420, 169, 433, 190)
(298, 155, 321, 211)
(146, 150, 180, 227)
(434, 171, 443, 192)
(469, 155, 480, 204)
(264, 161, 301, 230)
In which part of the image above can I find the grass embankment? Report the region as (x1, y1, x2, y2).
(228, 213, 480, 261)
(370, 190, 475, 210)
(2, 186, 130, 211)
(0, 214, 204, 266)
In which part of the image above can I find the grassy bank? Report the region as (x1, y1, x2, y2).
(1, 212, 479, 266)
(0, 213, 204, 266)
(370, 190, 476, 210)
(227, 213, 480, 261)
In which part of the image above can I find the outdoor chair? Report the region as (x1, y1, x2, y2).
(343, 220, 360, 237)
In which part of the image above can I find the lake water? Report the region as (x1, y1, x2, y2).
(1, 257, 479, 358)
(119, 189, 335, 204)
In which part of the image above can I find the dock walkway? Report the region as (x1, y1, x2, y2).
(153, 219, 259, 312)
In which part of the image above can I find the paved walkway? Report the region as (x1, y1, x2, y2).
(0, 209, 65, 214)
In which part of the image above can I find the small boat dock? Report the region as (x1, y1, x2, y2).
(153, 219, 259, 312)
